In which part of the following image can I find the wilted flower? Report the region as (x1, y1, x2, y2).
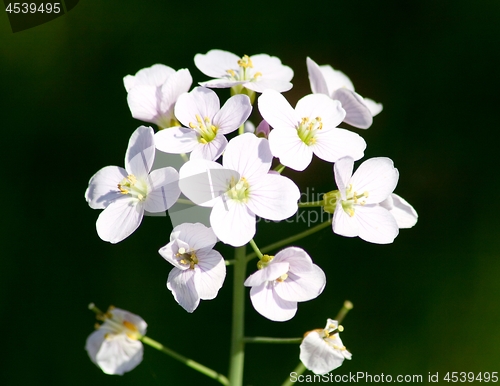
(85, 306, 147, 375)
(300, 319, 351, 374)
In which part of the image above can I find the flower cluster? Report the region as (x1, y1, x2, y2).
(85, 49, 418, 378)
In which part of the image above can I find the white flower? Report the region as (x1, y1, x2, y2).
(299, 319, 352, 375)
(85, 307, 147, 375)
(178, 133, 300, 247)
(307, 57, 382, 129)
(258, 89, 366, 171)
(194, 49, 293, 93)
(380, 193, 418, 229)
(244, 247, 326, 322)
(123, 64, 192, 129)
(154, 87, 252, 161)
(327, 156, 399, 244)
(159, 223, 226, 313)
(85, 126, 181, 243)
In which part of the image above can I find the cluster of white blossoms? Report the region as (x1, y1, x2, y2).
(85, 49, 418, 377)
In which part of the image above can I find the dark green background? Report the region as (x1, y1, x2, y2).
(1, 1, 499, 384)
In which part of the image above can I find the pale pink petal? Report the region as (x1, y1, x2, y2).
(250, 282, 297, 322)
(350, 157, 398, 204)
(355, 205, 399, 244)
(109, 309, 147, 335)
(194, 49, 241, 78)
(190, 134, 227, 161)
(244, 78, 293, 93)
(246, 173, 299, 220)
(126, 85, 163, 123)
(320, 64, 355, 93)
(173, 223, 217, 250)
(161, 69, 193, 114)
(332, 202, 359, 238)
(154, 127, 199, 154)
(244, 262, 290, 287)
(174, 87, 220, 128)
(199, 79, 243, 88)
(96, 198, 144, 243)
(223, 133, 272, 180)
(158, 239, 191, 270)
(144, 167, 180, 212)
(332, 88, 373, 129)
(250, 54, 294, 82)
(125, 126, 155, 176)
(194, 251, 226, 300)
(167, 268, 200, 313)
(95, 335, 143, 375)
(334, 157, 354, 201)
(363, 97, 383, 116)
(311, 128, 366, 163)
(85, 329, 106, 366)
(274, 265, 326, 302)
(380, 193, 418, 229)
(306, 57, 329, 95)
(258, 89, 299, 130)
(295, 94, 346, 129)
(179, 160, 237, 207)
(213, 94, 252, 134)
(85, 166, 128, 209)
(132, 64, 175, 87)
(210, 199, 255, 247)
(300, 331, 346, 375)
(272, 247, 313, 274)
(268, 128, 313, 171)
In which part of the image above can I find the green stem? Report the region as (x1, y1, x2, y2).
(180, 153, 189, 162)
(238, 123, 245, 135)
(243, 337, 302, 344)
(176, 198, 196, 205)
(141, 336, 229, 385)
(297, 200, 324, 208)
(249, 239, 263, 259)
(225, 259, 236, 266)
(273, 163, 286, 174)
(246, 219, 332, 262)
(228, 245, 247, 386)
(281, 363, 307, 386)
(335, 300, 354, 324)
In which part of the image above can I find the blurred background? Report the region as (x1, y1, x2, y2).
(1, 0, 500, 384)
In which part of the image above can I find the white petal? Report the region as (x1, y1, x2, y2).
(173, 223, 218, 250)
(249, 282, 297, 322)
(311, 128, 366, 163)
(300, 331, 346, 375)
(258, 90, 299, 130)
(179, 160, 238, 207)
(161, 68, 193, 115)
(213, 94, 252, 134)
(126, 85, 163, 123)
(167, 268, 200, 312)
(108, 308, 148, 335)
(332, 88, 373, 129)
(96, 199, 144, 243)
(334, 157, 354, 201)
(223, 133, 272, 179)
(273, 247, 313, 273)
(351, 157, 399, 204)
(244, 262, 290, 287)
(174, 87, 220, 128)
(85, 329, 106, 366)
(132, 64, 175, 87)
(85, 166, 128, 209)
(244, 78, 293, 93)
(306, 57, 329, 95)
(95, 334, 143, 375)
(246, 173, 299, 220)
(159, 239, 190, 269)
(190, 134, 227, 161)
(250, 54, 294, 82)
(194, 251, 226, 300)
(295, 94, 346, 129)
(199, 79, 243, 89)
(268, 128, 313, 171)
(381, 193, 418, 229)
(194, 49, 241, 78)
(332, 202, 359, 238)
(210, 199, 255, 247)
(145, 167, 180, 212)
(125, 126, 155, 177)
(320, 64, 355, 94)
(355, 205, 399, 244)
(274, 265, 326, 302)
(154, 127, 199, 154)
(363, 98, 383, 116)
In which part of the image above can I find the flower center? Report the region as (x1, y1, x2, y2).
(176, 247, 199, 270)
(117, 174, 148, 201)
(226, 176, 250, 203)
(340, 184, 369, 217)
(225, 55, 263, 83)
(323, 324, 347, 350)
(97, 307, 142, 340)
(297, 116, 323, 146)
(189, 114, 218, 144)
(257, 254, 274, 269)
